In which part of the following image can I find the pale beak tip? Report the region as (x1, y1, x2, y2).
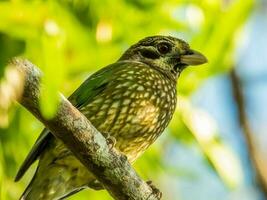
(180, 50, 208, 66)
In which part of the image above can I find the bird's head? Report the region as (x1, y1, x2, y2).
(119, 36, 207, 79)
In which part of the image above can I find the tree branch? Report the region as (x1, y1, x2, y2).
(230, 69, 267, 196)
(7, 58, 161, 200)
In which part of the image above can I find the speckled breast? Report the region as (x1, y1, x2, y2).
(81, 63, 177, 162)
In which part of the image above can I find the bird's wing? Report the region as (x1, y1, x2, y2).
(15, 62, 127, 181)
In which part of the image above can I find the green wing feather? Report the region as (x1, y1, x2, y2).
(15, 61, 127, 181)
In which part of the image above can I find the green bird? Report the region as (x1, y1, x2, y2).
(15, 35, 207, 200)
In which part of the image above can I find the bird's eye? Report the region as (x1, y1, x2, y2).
(157, 43, 171, 54)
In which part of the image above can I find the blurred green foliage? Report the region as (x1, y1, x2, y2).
(0, 0, 254, 199)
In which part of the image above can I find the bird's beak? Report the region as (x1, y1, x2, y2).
(180, 50, 208, 66)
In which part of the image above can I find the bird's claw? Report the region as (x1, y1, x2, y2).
(106, 134, 116, 149)
(147, 180, 162, 199)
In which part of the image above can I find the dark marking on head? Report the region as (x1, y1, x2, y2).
(139, 48, 160, 59)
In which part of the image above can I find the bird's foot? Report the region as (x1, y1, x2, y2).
(147, 180, 162, 199)
(106, 134, 116, 149)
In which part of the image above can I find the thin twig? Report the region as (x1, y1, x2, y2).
(230, 69, 267, 196)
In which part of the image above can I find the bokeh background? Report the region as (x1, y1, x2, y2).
(0, 0, 267, 199)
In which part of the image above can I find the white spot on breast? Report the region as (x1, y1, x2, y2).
(166, 95, 171, 102)
(123, 91, 131, 97)
(137, 85, 145, 91)
(101, 103, 109, 109)
(164, 86, 168, 92)
(128, 108, 135, 114)
(144, 92, 150, 98)
(111, 101, 120, 108)
(120, 106, 128, 114)
(140, 100, 146, 106)
(129, 84, 138, 89)
(92, 97, 103, 104)
(104, 99, 112, 104)
(146, 81, 152, 86)
(113, 93, 122, 99)
(127, 70, 134, 74)
(123, 99, 131, 105)
(121, 73, 128, 77)
(150, 95, 156, 100)
(97, 110, 106, 116)
(126, 76, 134, 80)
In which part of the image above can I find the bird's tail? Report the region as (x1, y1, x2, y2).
(20, 182, 85, 200)
(19, 168, 37, 200)
(18, 165, 90, 200)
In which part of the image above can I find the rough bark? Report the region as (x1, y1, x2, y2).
(8, 58, 161, 200)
